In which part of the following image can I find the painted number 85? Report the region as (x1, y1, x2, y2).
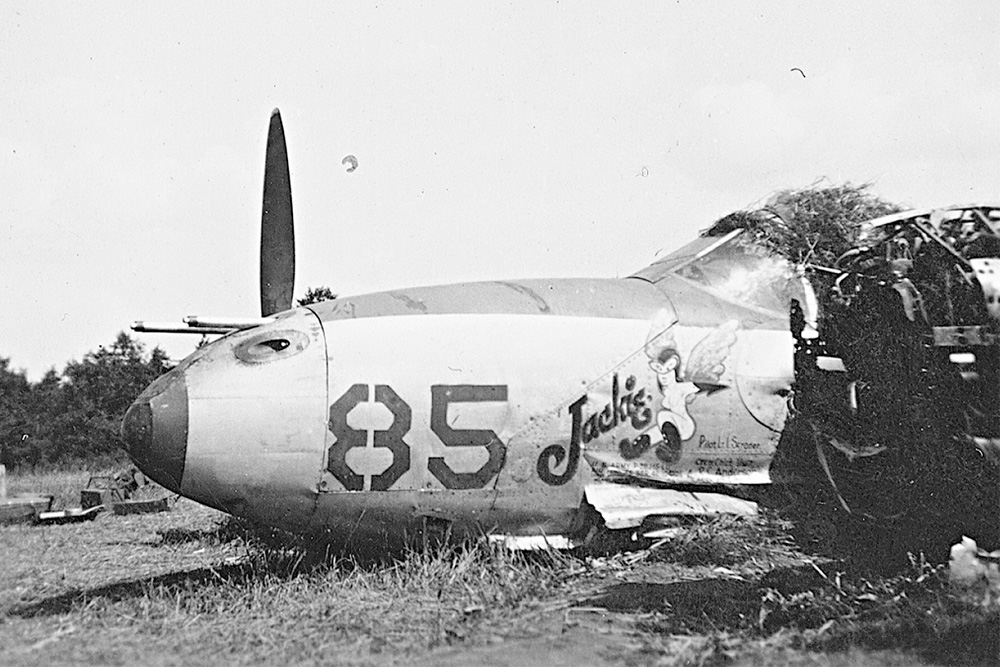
(326, 384, 508, 491)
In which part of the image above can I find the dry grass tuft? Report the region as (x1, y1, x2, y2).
(647, 513, 799, 570)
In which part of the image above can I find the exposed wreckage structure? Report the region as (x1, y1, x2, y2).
(785, 204, 1000, 554)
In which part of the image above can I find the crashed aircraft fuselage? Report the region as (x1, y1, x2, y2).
(123, 229, 796, 543)
(123, 204, 1000, 547)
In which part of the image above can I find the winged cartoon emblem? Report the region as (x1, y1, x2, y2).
(639, 314, 740, 462)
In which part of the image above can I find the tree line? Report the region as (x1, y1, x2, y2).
(1, 332, 172, 468)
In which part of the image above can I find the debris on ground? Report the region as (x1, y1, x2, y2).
(36, 505, 105, 525)
(81, 468, 170, 516)
(0, 464, 53, 525)
(3, 466, 171, 526)
(0, 494, 53, 525)
(112, 496, 170, 515)
(81, 468, 147, 509)
(949, 536, 1000, 609)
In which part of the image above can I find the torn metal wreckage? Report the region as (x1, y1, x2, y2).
(786, 204, 1000, 548)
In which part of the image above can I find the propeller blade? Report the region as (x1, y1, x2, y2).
(260, 108, 295, 317)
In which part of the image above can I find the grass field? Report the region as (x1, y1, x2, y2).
(1, 468, 997, 666)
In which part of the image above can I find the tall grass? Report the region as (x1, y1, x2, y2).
(48, 523, 584, 661)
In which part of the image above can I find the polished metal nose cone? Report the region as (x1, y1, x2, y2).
(121, 368, 188, 494)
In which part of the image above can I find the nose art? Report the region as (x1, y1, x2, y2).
(122, 368, 188, 494)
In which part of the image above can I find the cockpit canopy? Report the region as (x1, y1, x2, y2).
(632, 229, 796, 315)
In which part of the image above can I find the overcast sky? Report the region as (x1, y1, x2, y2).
(2, 2, 998, 380)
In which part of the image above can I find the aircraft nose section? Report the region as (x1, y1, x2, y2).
(122, 367, 188, 494)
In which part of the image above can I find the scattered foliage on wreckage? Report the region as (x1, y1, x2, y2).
(709, 185, 1000, 560)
